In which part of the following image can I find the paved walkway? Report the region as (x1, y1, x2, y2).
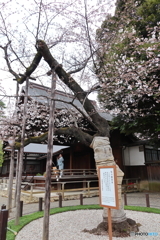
(0, 192, 160, 220)
(0, 193, 100, 220)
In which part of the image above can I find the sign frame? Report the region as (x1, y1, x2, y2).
(98, 165, 119, 210)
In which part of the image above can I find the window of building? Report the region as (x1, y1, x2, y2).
(145, 149, 160, 163)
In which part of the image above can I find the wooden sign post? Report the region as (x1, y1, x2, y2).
(98, 166, 119, 240)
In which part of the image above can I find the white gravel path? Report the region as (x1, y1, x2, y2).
(15, 210, 160, 240)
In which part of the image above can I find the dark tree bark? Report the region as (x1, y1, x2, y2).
(17, 52, 42, 84)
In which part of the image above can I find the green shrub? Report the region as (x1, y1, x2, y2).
(36, 173, 42, 176)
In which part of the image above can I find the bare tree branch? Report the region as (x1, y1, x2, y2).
(68, 57, 89, 75)
(0, 43, 20, 80)
(35, 0, 43, 41)
(0, 12, 27, 69)
(17, 52, 42, 83)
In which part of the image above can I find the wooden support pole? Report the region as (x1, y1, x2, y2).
(15, 78, 29, 225)
(42, 71, 56, 240)
(14, 151, 20, 207)
(13, 82, 19, 208)
(39, 198, 43, 211)
(0, 209, 8, 240)
(7, 143, 15, 215)
(62, 183, 65, 200)
(59, 194, 62, 208)
(145, 193, 150, 207)
(80, 194, 83, 205)
(20, 201, 23, 217)
(108, 208, 112, 240)
(124, 193, 127, 206)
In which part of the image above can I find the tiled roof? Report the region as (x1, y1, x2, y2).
(21, 82, 113, 121)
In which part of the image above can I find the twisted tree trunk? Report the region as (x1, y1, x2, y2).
(90, 136, 126, 223)
(89, 136, 138, 236)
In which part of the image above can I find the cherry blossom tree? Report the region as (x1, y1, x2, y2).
(96, 0, 160, 144)
(0, 0, 138, 237)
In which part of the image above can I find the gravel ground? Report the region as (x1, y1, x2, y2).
(15, 209, 160, 240)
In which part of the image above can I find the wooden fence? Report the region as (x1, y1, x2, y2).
(21, 179, 99, 201)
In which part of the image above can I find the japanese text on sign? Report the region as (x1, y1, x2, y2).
(99, 166, 118, 208)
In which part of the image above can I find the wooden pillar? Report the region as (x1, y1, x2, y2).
(145, 193, 150, 207)
(39, 198, 43, 211)
(7, 143, 15, 214)
(15, 77, 29, 225)
(42, 70, 56, 240)
(59, 195, 62, 208)
(20, 201, 23, 217)
(124, 193, 127, 206)
(24, 153, 27, 175)
(14, 151, 20, 207)
(13, 81, 19, 208)
(0, 209, 8, 240)
(80, 194, 83, 205)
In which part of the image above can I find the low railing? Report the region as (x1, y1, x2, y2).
(51, 168, 97, 177)
(21, 179, 99, 200)
(122, 178, 140, 193)
(0, 175, 141, 197)
(52, 180, 99, 199)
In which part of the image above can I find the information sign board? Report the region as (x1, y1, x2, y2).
(98, 165, 119, 209)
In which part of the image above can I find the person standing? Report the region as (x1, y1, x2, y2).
(57, 153, 64, 177)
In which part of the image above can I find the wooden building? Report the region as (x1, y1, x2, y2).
(123, 141, 160, 181)
(1, 82, 159, 183)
